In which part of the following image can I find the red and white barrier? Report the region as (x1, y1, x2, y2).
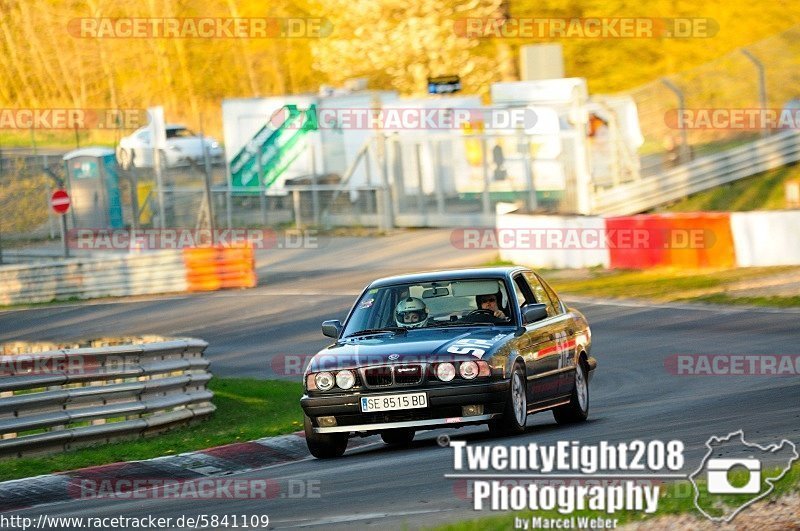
(730, 211, 800, 267)
(497, 208, 800, 269)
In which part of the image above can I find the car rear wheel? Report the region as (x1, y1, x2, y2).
(553, 360, 589, 424)
(304, 415, 348, 458)
(380, 428, 415, 446)
(488, 362, 527, 436)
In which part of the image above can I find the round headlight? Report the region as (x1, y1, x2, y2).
(315, 371, 335, 391)
(336, 370, 355, 390)
(436, 362, 456, 382)
(459, 361, 479, 380)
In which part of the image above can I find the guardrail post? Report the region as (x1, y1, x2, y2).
(481, 136, 491, 215)
(741, 48, 769, 138)
(661, 78, 692, 164)
(293, 188, 303, 229)
(432, 139, 446, 216)
(523, 138, 537, 212)
(310, 144, 320, 226)
(414, 143, 425, 215)
(257, 145, 267, 226)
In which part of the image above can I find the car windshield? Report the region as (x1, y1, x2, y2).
(342, 278, 513, 337)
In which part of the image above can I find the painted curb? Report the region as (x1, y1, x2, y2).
(0, 431, 378, 513)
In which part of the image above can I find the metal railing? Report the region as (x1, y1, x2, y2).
(0, 250, 188, 305)
(0, 338, 214, 458)
(592, 130, 800, 215)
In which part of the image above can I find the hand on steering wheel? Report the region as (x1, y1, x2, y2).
(468, 308, 508, 320)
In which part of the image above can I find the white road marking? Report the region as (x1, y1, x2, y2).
(565, 296, 800, 314)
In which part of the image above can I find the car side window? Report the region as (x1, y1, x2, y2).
(537, 274, 565, 315)
(523, 272, 557, 317)
(512, 274, 536, 308)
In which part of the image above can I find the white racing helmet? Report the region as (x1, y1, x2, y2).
(395, 297, 429, 328)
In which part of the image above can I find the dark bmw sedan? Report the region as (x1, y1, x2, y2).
(300, 267, 596, 458)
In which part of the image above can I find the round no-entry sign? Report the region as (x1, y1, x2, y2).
(50, 189, 71, 214)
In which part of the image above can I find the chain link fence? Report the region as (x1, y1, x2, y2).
(3, 25, 800, 247)
(629, 24, 800, 177)
(0, 152, 67, 243)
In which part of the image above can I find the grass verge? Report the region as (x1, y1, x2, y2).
(434, 462, 800, 530)
(656, 162, 800, 212)
(0, 378, 304, 482)
(547, 267, 800, 307)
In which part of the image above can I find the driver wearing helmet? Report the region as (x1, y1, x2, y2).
(475, 292, 509, 321)
(395, 297, 429, 329)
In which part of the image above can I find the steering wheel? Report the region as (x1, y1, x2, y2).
(467, 309, 495, 318)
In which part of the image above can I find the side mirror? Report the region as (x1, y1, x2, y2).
(522, 303, 548, 325)
(321, 320, 342, 338)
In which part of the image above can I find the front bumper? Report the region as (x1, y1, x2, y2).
(301, 379, 510, 434)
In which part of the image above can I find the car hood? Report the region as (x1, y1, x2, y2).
(307, 327, 515, 372)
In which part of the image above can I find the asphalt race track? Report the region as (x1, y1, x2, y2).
(1, 230, 798, 529)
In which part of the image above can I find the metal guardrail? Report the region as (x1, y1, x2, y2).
(0, 338, 214, 458)
(0, 250, 188, 305)
(592, 130, 800, 215)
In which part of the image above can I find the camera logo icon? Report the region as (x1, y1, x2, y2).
(691, 430, 798, 523)
(706, 458, 761, 494)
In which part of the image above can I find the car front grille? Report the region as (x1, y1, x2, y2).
(394, 365, 423, 385)
(362, 364, 424, 387)
(364, 366, 393, 386)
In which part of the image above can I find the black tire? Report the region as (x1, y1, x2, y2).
(304, 415, 348, 459)
(553, 360, 589, 424)
(488, 362, 527, 436)
(380, 428, 415, 446)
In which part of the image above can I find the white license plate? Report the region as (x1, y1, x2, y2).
(360, 392, 428, 412)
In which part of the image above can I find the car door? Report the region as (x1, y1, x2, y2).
(536, 274, 581, 395)
(526, 272, 576, 396)
(511, 272, 562, 404)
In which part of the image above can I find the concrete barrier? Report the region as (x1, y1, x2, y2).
(497, 212, 610, 269)
(730, 211, 800, 267)
(0, 251, 188, 305)
(497, 209, 800, 269)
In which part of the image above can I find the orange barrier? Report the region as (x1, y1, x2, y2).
(183, 245, 257, 292)
(607, 213, 736, 269)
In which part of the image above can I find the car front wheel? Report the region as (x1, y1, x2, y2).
(488, 363, 527, 436)
(304, 415, 348, 458)
(553, 361, 589, 424)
